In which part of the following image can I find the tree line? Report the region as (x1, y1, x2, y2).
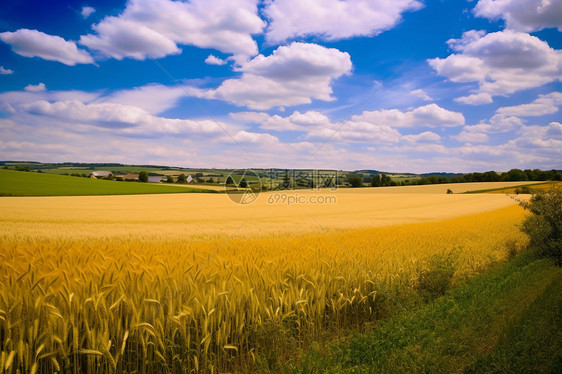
(346, 169, 562, 188)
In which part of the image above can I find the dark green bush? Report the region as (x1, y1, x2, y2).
(521, 188, 562, 265)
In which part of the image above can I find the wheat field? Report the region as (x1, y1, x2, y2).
(0, 189, 528, 373)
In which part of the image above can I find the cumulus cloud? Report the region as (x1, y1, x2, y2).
(264, 0, 422, 42)
(409, 89, 432, 101)
(454, 93, 493, 105)
(546, 121, 562, 139)
(0, 29, 94, 65)
(231, 110, 331, 131)
(79, 0, 264, 62)
(474, 0, 562, 32)
(352, 103, 465, 128)
(19, 99, 228, 136)
(452, 114, 523, 144)
(231, 108, 404, 144)
(452, 130, 489, 144)
(231, 104, 457, 145)
(496, 91, 562, 117)
(205, 54, 227, 66)
(24, 83, 46, 92)
(512, 122, 562, 155)
(95, 83, 187, 115)
(402, 131, 441, 143)
(232, 130, 280, 145)
(81, 6, 96, 19)
(195, 42, 352, 110)
(0, 66, 14, 75)
(429, 30, 562, 103)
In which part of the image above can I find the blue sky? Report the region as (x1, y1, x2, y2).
(0, 0, 560, 172)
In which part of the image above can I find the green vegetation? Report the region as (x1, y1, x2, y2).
(0, 169, 215, 196)
(138, 170, 149, 182)
(521, 188, 562, 265)
(347, 175, 364, 187)
(3, 162, 561, 191)
(289, 253, 562, 373)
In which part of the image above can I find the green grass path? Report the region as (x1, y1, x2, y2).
(292, 254, 562, 373)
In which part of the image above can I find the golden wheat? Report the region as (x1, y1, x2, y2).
(0, 191, 528, 373)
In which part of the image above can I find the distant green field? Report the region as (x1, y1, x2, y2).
(0, 169, 215, 196)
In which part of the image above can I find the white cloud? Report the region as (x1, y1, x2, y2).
(233, 130, 280, 145)
(429, 30, 562, 103)
(307, 120, 402, 144)
(453, 114, 523, 144)
(19, 99, 229, 136)
(24, 83, 46, 92)
(79, 0, 265, 62)
(409, 89, 432, 101)
(455, 93, 493, 105)
(511, 122, 562, 157)
(496, 91, 562, 117)
(0, 66, 14, 75)
(205, 54, 227, 66)
(231, 110, 330, 131)
(452, 130, 489, 143)
(196, 42, 352, 110)
(352, 103, 465, 128)
(446, 30, 487, 52)
(546, 121, 562, 139)
(81, 6, 96, 19)
(474, 0, 562, 32)
(264, 0, 422, 42)
(0, 29, 94, 65)
(231, 104, 456, 146)
(402, 131, 441, 143)
(95, 83, 187, 115)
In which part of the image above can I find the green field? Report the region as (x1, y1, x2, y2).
(0, 169, 215, 196)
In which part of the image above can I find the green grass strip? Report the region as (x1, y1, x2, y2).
(291, 254, 562, 373)
(463, 182, 552, 194)
(0, 169, 216, 196)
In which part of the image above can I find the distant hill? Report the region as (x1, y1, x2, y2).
(421, 172, 465, 178)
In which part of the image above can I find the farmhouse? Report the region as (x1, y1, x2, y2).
(123, 173, 139, 181)
(91, 171, 112, 179)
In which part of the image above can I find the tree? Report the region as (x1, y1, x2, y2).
(239, 178, 248, 188)
(503, 168, 528, 181)
(347, 175, 363, 187)
(521, 188, 562, 265)
(482, 171, 500, 182)
(280, 173, 291, 189)
(177, 174, 187, 183)
(138, 171, 148, 183)
(380, 174, 392, 186)
(371, 174, 381, 187)
(226, 176, 234, 185)
(165, 175, 174, 183)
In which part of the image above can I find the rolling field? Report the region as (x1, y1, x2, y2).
(0, 169, 213, 196)
(0, 188, 530, 373)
